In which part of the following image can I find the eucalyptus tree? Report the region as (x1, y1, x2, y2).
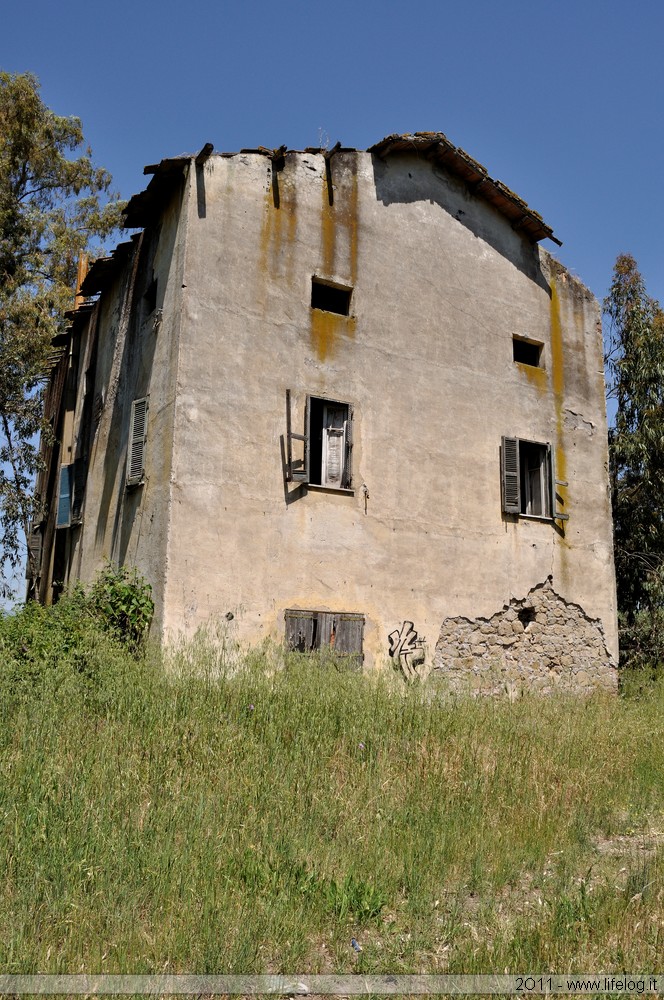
(0, 71, 123, 593)
(604, 253, 664, 671)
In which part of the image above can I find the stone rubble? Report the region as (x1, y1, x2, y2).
(430, 577, 617, 696)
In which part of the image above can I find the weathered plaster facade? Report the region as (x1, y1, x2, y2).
(31, 133, 618, 691)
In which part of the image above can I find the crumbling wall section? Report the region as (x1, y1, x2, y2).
(430, 578, 617, 695)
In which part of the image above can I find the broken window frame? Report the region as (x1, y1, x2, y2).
(286, 390, 354, 491)
(285, 608, 364, 662)
(501, 436, 568, 522)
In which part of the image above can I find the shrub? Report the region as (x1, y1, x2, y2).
(88, 564, 154, 652)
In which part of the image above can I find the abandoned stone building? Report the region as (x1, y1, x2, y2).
(29, 132, 618, 692)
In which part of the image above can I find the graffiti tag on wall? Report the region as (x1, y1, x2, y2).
(389, 620, 425, 681)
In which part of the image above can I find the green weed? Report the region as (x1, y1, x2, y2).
(1, 610, 663, 973)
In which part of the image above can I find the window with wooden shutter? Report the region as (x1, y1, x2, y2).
(501, 437, 566, 521)
(285, 608, 364, 662)
(56, 464, 73, 528)
(286, 392, 353, 491)
(127, 397, 148, 487)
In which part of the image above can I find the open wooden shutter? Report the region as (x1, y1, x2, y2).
(549, 447, 570, 522)
(127, 397, 148, 487)
(25, 524, 43, 578)
(286, 390, 309, 483)
(501, 436, 520, 514)
(321, 403, 347, 488)
(56, 464, 73, 528)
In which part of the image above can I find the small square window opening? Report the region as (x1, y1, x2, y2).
(513, 337, 542, 367)
(311, 277, 352, 316)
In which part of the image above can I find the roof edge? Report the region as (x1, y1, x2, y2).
(368, 133, 561, 246)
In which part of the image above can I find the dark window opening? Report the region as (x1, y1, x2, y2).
(519, 441, 550, 517)
(311, 278, 352, 316)
(513, 337, 542, 367)
(285, 609, 364, 661)
(309, 396, 351, 488)
(517, 607, 536, 628)
(144, 278, 157, 315)
(51, 532, 67, 603)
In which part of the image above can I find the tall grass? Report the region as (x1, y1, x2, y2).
(1, 601, 663, 973)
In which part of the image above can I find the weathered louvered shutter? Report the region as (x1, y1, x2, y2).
(93, 391, 104, 429)
(56, 465, 73, 528)
(286, 390, 309, 483)
(321, 404, 347, 488)
(501, 436, 520, 514)
(333, 613, 364, 663)
(71, 457, 87, 523)
(285, 609, 317, 651)
(127, 397, 148, 487)
(25, 524, 43, 578)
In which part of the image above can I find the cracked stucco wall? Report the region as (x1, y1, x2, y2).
(430, 578, 617, 695)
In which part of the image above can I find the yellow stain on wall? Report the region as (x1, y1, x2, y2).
(258, 161, 298, 292)
(550, 274, 569, 564)
(258, 186, 274, 291)
(310, 156, 359, 360)
(517, 361, 547, 392)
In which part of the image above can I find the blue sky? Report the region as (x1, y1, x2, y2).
(1, 0, 663, 602)
(4, 0, 664, 309)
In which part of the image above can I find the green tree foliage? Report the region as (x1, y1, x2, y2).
(0, 71, 123, 593)
(604, 253, 664, 672)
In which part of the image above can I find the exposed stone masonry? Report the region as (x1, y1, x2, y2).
(430, 578, 617, 696)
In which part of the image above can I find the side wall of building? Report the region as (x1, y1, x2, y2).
(65, 176, 190, 631)
(161, 150, 617, 686)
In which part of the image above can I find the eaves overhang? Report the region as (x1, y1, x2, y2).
(122, 154, 191, 229)
(369, 132, 561, 246)
(79, 237, 137, 297)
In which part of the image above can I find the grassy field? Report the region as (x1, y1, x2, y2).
(1, 602, 663, 975)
